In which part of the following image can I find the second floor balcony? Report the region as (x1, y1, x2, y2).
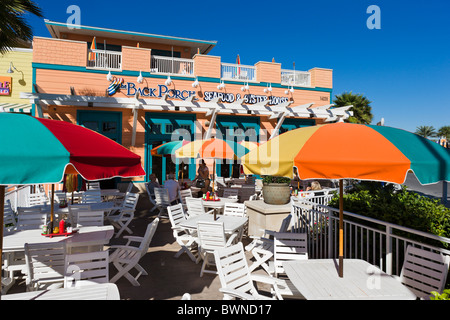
(87, 49, 122, 71)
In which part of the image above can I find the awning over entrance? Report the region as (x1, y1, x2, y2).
(0, 103, 32, 114)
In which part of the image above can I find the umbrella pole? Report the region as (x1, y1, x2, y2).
(212, 160, 215, 195)
(339, 179, 344, 277)
(50, 184, 55, 230)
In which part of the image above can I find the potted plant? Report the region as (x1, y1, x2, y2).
(262, 175, 292, 205)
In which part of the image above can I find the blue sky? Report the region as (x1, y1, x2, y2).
(27, 0, 449, 133)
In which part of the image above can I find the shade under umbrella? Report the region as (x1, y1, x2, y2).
(241, 122, 450, 277)
(0, 113, 146, 276)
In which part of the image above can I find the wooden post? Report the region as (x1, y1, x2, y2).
(339, 179, 344, 278)
(0, 185, 5, 297)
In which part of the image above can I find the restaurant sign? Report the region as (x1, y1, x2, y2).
(0, 77, 11, 96)
(112, 81, 289, 105)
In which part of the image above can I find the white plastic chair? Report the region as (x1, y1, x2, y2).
(109, 218, 159, 286)
(178, 188, 192, 209)
(222, 188, 239, 199)
(16, 206, 47, 230)
(397, 246, 450, 299)
(167, 203, 200, 263)
(245, 214, 292, 273)
(76, 210, 105, 227)
(26, 192, 49, 207)
(154, 188, 171, 218)
(145, 183, 158, 213)
(81, 189, 102, 204)
(197, 221, 237, 277)
(3, 199, 17, 231)
(107, 192, 139, 238)
(64, 250, 109, 288)
(213, 242, 282, 300)
(223, 202, 247, 242)
(185, 197, 214, 217)
(24, 242, 66, 291)
(68, 204, 91, 226)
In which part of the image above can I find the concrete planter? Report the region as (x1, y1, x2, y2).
(262, 183, 291, 205)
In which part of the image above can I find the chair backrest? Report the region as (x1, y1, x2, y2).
(179, 189, 193, 205)
(400, 246, 450, 299)
(279, 214, 292, 233)
(145, 182, 156, 206)
(223, 203, 246, 217)
(167, 203, 187, 230)
(87, 181, 101, 190)
(122, 192, 139, 211)
(137, 217, 160, 258)
(27, 192, 49, 207)
(24, 242, 66, 289)
(81, 190, 102, 204)
(222, 188, 239, 199)
(16, 206, 47, 230)
(273, 232, 308, 276)
(76, 210, 105, 227)
(214, 242, 258, 299)
(185, 197, 206, 217)
(154, 187, 171, 206)
(197, 221, 227, 251)
(4, 199, 17, 229)
(64, 250, 109, 288)
(68, 204, 91, 226)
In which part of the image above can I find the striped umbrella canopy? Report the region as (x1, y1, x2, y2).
(88, 36, 97, 61)
(150, 140, 190, 157)
(241, 122, 450, 277)
(175, 138, 249, 160)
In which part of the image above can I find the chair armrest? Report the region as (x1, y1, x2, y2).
(219, 288, 256, 300)
(205, 209, 214, 215)
(123, 235, 144, 246)
(225, 233, 237, 246)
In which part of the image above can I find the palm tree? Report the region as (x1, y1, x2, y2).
(437, 126, 450, 140)
(0, 0, 43, 54)
(415, 126, 436, 139)
(333, 92, 373, 124)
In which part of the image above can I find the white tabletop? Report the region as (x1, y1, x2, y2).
(283, 259, 416, 300)
(3, 225, 114, 253)
(179, 214, 247, 234)
(2, 283, 120, 300)
(201, 197, 238, 209)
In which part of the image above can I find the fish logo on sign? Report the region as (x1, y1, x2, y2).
(108, 77, 124, 96)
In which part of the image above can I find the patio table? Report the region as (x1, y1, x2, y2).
(282, 259, 416, 300)
(2, 283, 120, 300)
(179, 214, 247, 235)
(201, 197, 238, 210)
(3, 225, 114, 254)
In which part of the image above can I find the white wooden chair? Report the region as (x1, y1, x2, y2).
(64, 250, 109, 288)
(178, 188, 192, 210)
(197, 221, 237, 277)
(268, 232, 308, 299)
(245, 214, 292, 273)
(397, 246, 450, 299)
(81, 189, 102, 204)
(167, 203, 200, 263)
(76, 210, 105, 227)
(185, 197, 214, 217)
(87, 181, 101, 190)
(3, 199, 17, 231)
(213, 242, 281, 300)
(109, 218, 159, 286)
(145, 182, 158, 213)
(222, 188, 239, 199)
(106, 192, 139, 238)
(16, 206, 47, 230)
(223, 202, 247, 242)
(154, 187, 171, 218)
(26, 192, 49, 207)
(68, 204, 91, 226)
(24, 242, 66, 291)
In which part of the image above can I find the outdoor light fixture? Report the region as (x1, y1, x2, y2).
(165, 76, 172, 86)
(285, 86, 294, 94)
(241, 82, 249, 91)
(217, 81, 225, 90)
(7, 62, 16, 73)
(192, 77, 199, 88)
(264, 83, 272, 93)
(106, 71, 113, 81)
(137, 71, 143, 84)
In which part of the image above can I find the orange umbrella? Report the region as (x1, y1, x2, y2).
(88, 37, 97, 61)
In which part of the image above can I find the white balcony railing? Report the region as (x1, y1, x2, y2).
(221, 63, 256, 82)
(87, 49, 122, 71)
(281, 69, 311, 87)
(151, 55, 194, 76)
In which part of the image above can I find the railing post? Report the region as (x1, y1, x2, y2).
(327, 207, 333, 258)
(386, 225, 393, 275)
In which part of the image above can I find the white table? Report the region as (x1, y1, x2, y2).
(180, 214, 247, 235)
(283, 259, 416, 300)
(3, 225, 114, 254)
(2, 283, 120, 300)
